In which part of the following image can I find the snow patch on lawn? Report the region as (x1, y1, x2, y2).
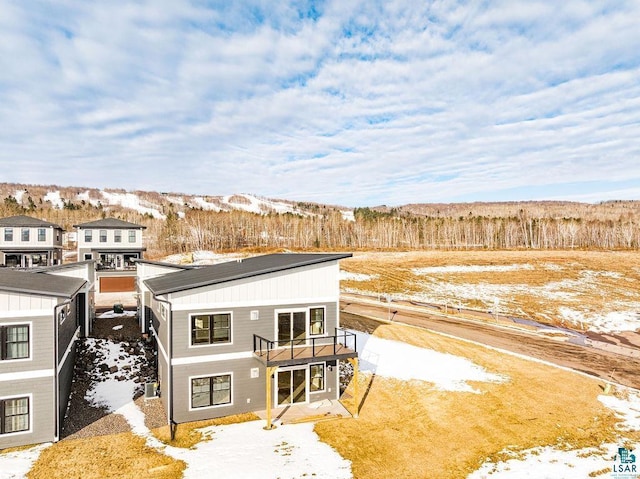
(559, 307, 640, 332)
(340, 271, 377, 282)
(0, 443, 51, 479)
(414, 264, 534, 274)
(468, 388, 640, 478)
(44, 191, 64, 209)
(350, 331, 505, 393)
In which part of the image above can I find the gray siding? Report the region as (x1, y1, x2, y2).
(171, 358, 340, 424)
(0, 315, 54, 374)
(57, 297, 79, 363)
(58, 343, 76, 429)
(0, 377, 55, 448)
(171, 302, 338, 359)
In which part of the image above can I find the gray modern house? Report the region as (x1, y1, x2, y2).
(74, 218, 146, 293)
(139, 253, 358, 432)
(0, 269, 87, 448)
(0, 215, 64, 268)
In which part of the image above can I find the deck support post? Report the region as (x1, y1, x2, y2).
(347, 358, 359, 418)
(264, 366, 278, 430)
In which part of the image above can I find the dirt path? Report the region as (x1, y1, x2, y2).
(340, 298, 640, 389)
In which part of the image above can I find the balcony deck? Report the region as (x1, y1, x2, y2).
(253, 329, 357, 367)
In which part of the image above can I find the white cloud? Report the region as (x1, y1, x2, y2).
(1, 0, 639, 206)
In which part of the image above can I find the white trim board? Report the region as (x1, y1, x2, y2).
(0, 369, 54, 382)
(170, 296, 338, 312)
(172, 351, 253, 366)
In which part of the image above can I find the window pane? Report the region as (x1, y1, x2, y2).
(310, 364, 325, 392)
(4, 228, 13, 241)
(191, 378, 211, 408)
(212, 314, 230, 343)
(192, 316, 211, 344)
(114, 230, 121, 242)
(309, 308, 325, 335)
(211, 375, 231, 405)
(100, 230, 107, 242)
(4, 397, 29, 433)
(21, 229, 29, 241)
(129, 230, 136, 242)
(85, 230, 92, 242)
(5, 326, 29, 359)
(38, 228, 46, 241)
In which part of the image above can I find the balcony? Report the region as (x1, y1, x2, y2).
(253, 328, 357, 367)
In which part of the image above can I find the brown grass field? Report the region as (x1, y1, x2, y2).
(340, 250, 640, 327)
(316, 322, 638, 479)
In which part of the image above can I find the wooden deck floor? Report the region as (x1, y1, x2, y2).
(254, 344, 357, 366)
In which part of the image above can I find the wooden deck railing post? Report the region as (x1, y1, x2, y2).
(264, 366, 278, 430)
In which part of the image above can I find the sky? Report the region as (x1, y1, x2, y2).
(1, 0, 639, 207)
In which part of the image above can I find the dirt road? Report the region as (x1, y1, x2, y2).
(340, 297, 640, 390)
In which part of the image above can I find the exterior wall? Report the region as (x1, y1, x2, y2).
(0, 295, 57, 447)
(0, 377, 55, 448)
(170, 262, 340, 309)
(171, 302, 338, 359)
(0, 226, 62, 249)
(46, 263, 96, 337)
(137, 262, 189, 333)
(76, 228, 143, 255)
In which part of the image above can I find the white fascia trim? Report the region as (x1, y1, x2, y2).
(57, 327, 80, 373)
(150, 325, 170, 363)
(0, 310, 51, 319)
(0, 369, 55, 382)
(172, 351, 254, 366)
(171, 296, 338, 312)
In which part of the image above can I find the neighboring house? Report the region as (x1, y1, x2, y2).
(139, 253, 358, 432)
(0, 269, 87, 448)
(74, 218, 146, 293)
(0, 215, 63, 268)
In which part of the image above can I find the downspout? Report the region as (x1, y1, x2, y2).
(153, 294, 175, 440)
(53, 298, 72, 442)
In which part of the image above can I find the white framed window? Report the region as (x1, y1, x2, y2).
(99, 230, 107, 242)
(37, 228, 46, 242)
(0, 324, 30, 360)
(21, 228, 29, 242)
(190, 313, 232, 346)
(190, 374, 232, 409)
(114, 230, 122, 243)
(309, 307, 325, 336)
(250, 310, 259, 321)
(0, 395, 31, 435)
(128, 230, 136, 243)
(309, 363, 325, 392)
(84, 253, 93, 261)
(4, 228, 13, 242)
(84, 230, 92, 242)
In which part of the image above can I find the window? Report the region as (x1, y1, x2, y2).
(21, 229, 29, 242)
(84, 253, 93, 261)
(191, 313, 231, 345)
(99, 230, 107, 242)
(84, 230, 92, 242)
(309, 307, 325, 335)
(128, 230, 136, 243)
(37, 228, 46, 242)
(191, 375, 231, 408)
(1, 325, 29, 360)
(310, 363, 325, 392)
(0, 397, 29, 434)
(114, 230, 122, 243)
(4, 228, 13, 242)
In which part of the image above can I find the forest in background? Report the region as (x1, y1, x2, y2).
(1, 182, 639, 257)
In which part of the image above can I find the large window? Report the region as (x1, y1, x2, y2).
(4, 228, 13, 242)
(99, 230, 107, 242)
(37, 228, 46, 242)
(84, 229, 92, 242)
(21, 229, 29, 242)
(191, 375, 231, 409)
(128, 230, 136, 243)
(0, 397, 30, 434)
(191, 313, 231, 345)
(309, 307, 325, 335)
(310, 363, 325, 392)
(114, 230, 122, 243)
(0, 325, 29, 360)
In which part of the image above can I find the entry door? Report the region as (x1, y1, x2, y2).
(277, 312, 306, 346)
(277, 369, 307, 406)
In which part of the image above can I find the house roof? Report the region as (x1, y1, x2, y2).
(0, 215, 63, 230)
(145, 253, 352, 295)
(133, 259, 198, 270)
(73, 218, 147, 230)
(0, 269, 86, 298)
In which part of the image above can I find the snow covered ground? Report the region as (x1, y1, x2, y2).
(468, 389, 640, 478)
(0, 444, 50, 479)
(351, 330, 505, 393)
